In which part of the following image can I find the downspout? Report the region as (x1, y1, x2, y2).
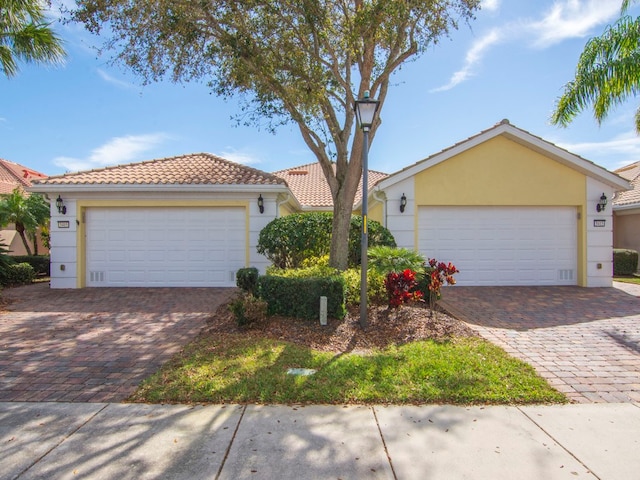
(372, 189, 387, 227)
(276, 192, 291, 218)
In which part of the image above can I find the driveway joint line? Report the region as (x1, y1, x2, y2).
(13, 403, 109, 480)
(516, 406, 601, 480)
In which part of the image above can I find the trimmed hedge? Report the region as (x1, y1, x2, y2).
(13, 255, 50, 276)
(236, 267, 259, 294)
(0, 262, 35, 287)
(257, 275, 346, 320)
(613, 249, 639, 275)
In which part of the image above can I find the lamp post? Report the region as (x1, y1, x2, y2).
(354, 90, 380, 328)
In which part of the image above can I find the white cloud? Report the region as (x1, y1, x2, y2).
(432, 1, 622, 92)
(482, 0, 500, 12)
(527, 0, 621, 48)
(430, 29, 502, 92)
(219, 147, 262, 165)
(97, 69, 136, 89)
(556, 131, 640, 170)
(54, 133, 169, 171)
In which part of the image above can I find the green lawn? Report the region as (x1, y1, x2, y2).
(614, 275, 640, 285)
(129, 334, 566, 405)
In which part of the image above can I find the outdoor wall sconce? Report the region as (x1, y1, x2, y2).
(56, 195, 67, 215)
(596, 193, 607, 213)
(400, 193, 407, 213)
(258, 194, 264, 214)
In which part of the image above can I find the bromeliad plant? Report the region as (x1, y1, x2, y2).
(384, 269, 423, 308)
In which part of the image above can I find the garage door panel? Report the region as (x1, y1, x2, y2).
(418, 206, 577, 286)
(86, 207, 246, 287)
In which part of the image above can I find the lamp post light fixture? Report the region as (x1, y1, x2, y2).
(258, 194, 265, 214)
(56, 195, 66, 215)
(596, 193, 607, 213)
(400, 193, 407, 213)
(354, 90, 380, 328)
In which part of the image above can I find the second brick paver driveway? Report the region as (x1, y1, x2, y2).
(440, 284, 640, 403)
(0, 283, 234, 402)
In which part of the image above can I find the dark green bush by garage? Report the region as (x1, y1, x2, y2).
(613, 249, 639, 275)
(0, 262, 35, 287)
(257, 275, 346, 320)
(13, 255, 50, 276)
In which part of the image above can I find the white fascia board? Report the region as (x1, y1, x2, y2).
(501, 128, 631, 191)
(28, 183, 289, 195)
(613, 203, 640, 212)
(376, 122, 631, 192)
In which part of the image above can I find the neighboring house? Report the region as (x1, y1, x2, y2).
(0, 159, 49, 256)
(274, 161, 387, 213)
(612, 161, 640, 258)
(31, 120, 630, 289)
(369, 120, 629, 287)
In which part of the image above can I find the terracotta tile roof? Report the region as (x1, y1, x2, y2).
(0, 159, 47, 194)
(274, 162, 388, 208)
(32, 153, 287, 187)
(614, 161, 640, 207)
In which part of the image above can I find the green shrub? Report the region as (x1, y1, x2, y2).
(13, 255, 50, 276)
(236, 267, 259, 294)
(0, 262, 35, 287)
(257, 212, 396, 269)
(229, 293, 268, 327)
(368, 246, 425, 275)
(342, 268, 387, 307)
(613, 249, 639, 275)
(266, 264, 339, 279)
(348, 216, 397, 266)
(257, 275, 346, 320)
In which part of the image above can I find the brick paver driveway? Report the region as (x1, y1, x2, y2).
(439, 284, 640, 403)
(0, 283, 234, 402)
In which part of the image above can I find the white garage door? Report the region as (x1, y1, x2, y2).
(86, 207, 246, 287)
(418, 206, 577, 286)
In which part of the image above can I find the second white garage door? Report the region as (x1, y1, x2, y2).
(418, 206, 577, 286)
(85, 207, 246, 287)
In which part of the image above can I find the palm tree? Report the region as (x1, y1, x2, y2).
(0, 0, 66, 78)
(551, 1, 640, 132)
(0, 188, 50, 256)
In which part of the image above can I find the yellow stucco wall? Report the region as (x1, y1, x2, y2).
(413, 135, 588, 285)
(368, 202, 383, 223)
(414, 136, 585, 205)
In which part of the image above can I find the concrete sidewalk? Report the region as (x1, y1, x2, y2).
(1, 403, 639, 479)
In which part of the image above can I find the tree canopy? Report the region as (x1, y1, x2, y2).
(0, 188, 50, 256)
(72, 0, 479, 269)
(551, 0, 640, 132)
(0, 0, 66, 77)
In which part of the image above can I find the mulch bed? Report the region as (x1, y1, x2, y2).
(204, 300, 478, 354)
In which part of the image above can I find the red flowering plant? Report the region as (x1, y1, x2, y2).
(384, 268, 423, 308)
(417, 258, 459, 310)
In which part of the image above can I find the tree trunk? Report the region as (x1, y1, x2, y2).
(329, 197, 353, 270)
(15, 223, 33, 256)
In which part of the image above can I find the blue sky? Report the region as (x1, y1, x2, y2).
(2, 0, 640, 177)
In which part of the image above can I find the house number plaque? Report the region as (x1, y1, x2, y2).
(57, 221, 70, 229)
(593, 219, 606, 227)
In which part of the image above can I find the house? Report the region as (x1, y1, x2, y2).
(31, 120, 630, 289)
(368, 120, 630, 287)
(613, 161, 640, 260)
(0, 159, 49, 256)
(31, 154, 291, 288)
